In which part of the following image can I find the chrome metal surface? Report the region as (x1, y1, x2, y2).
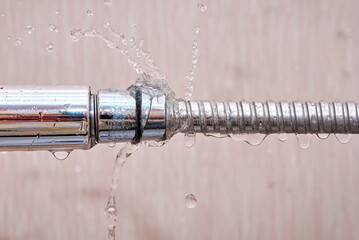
(0, 85, 91, 151)
(168, 99, 359, 135)
(97, 89, 137, 143)
(139, 86, 166, 141)
(0, 84, 358, 152)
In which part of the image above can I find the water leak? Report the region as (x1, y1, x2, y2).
(184, 132, 196, 148)
(184, 26, 200, 101)
(105, 143, 139, 240)
(52, 151, 70, 160)
(335, 134, 352, 144)
(185, 193, 197, 208)
(278, 133, 288, 142)
(296, 134, 312, 150)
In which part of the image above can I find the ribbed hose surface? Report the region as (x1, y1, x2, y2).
(167, 99, 359, 135)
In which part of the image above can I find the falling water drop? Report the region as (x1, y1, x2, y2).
(1, 12, 5, 17)
(7, 35, 11, 40)
(335, 134, 352, 144)
(48, 23, 59, 33)
(55, 9, 60, 15)
(185, 194, 197, 208)
(46, 42, 54, 52)
(52, 151, 70, 160)
(184, 132, 196, 148)
(317, 133, 330, 140)
(86, 10, 93, 16)
(197, 3, 207, 12)
(278, 133, 288, 142)
(26, 25, 35, 34)
(107, 142, 116, 148)
(296, 134, 312, 149)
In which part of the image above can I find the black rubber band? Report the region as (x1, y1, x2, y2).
(132, 87, 142, 144)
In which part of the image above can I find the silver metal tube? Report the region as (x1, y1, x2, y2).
(0, 86, 92, 151)
(0, 85, 357, 152)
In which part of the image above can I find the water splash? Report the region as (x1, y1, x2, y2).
(185, 193, 197, 208)
(70, 24, 172, 95)
(184, 26, 200, 101)
(105, 143, 139, 240)
(296, 134, 312, 150)
(335, 134, 352, 144)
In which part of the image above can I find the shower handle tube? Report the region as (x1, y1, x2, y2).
(0, 85, 356, 151)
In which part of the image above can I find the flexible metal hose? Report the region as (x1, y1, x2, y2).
(167, 99, 359, 135)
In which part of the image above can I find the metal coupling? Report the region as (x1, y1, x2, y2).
(0, 85, 166, 152)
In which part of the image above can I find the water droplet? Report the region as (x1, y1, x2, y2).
(55, 9, 60, 15)
(335, 134, 352, 144)
(52, 151, 70, 160)
(278, 133, 288, 142)
(194, 26, 200, 34)
(1, 12, 5, 17)
(184, 132, 196, 148)
(86, 10, 93, 16)
(46, 42, 54, 52)
(103, 22, 110, 28)
(296, 134, 311, 149)
(185, 193, 197, 208)
(70, 29, 84, 42)
(7, 35, 11, 40)
(14, 37, 22, 46)
(197, 3, 207, 12)
(104, 0, 112, 6)
(107, 142, 116, 148)
(317, 133, 329, 140)
(48, 23, 59, 33)
(26, 25, 35, 34)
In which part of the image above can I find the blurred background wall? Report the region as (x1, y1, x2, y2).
(0, 0, 358, 239)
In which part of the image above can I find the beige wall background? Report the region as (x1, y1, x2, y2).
(0, 0, 359, 239)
